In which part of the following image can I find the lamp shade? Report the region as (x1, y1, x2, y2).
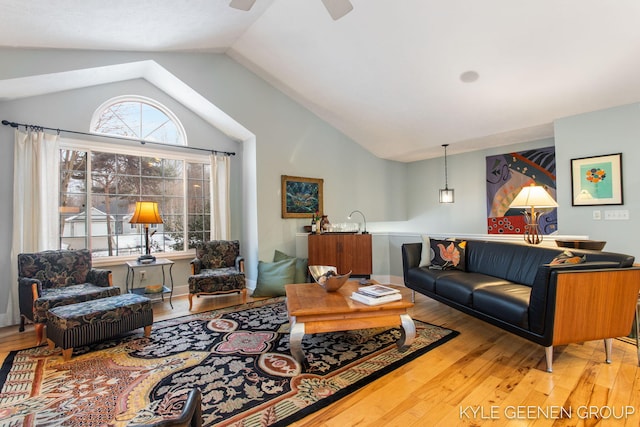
(439, 188, 455, 203)
(130, 201, 163, 224)
(509, 185, 557, 208)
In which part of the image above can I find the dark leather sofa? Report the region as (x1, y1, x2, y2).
(402, 240, 640, 372)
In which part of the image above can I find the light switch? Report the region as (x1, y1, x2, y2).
(592, 210, 601, 220)
(604, 210, 630, 220)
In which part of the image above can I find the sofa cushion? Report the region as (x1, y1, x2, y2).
(466, 240, 560, 286)
(429, 239, 466, 271)
(435, 272, 512, 306)
(472, 284, 531, 329)
(406, 267, 458, 294)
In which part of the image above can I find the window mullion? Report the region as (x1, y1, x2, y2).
(183, 160, 189, 252)
(86, 149, 93, 252)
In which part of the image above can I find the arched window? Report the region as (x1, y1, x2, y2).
(90, 95, 186, 146)
(54, 96, 220, 259)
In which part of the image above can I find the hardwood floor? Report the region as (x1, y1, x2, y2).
(1, 291, 639, 426)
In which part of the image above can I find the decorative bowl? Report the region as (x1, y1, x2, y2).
(144, 284, 164, 294)
(308, 265, 352, 292)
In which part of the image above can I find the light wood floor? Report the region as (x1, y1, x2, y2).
(1, 292, 639, 426)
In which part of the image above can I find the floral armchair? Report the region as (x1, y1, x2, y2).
(18, 249, 119, 344)
(188, 240, 246, 310)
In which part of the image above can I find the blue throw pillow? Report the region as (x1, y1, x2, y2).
(252, 258, 297, 297)
(273, 250, 308, 283)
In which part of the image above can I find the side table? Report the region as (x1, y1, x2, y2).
(126, 258, 174, 308)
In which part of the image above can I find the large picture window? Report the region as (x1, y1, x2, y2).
(59, 144, 212, 258)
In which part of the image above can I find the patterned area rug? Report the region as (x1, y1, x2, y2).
(0, 297, 458, 426)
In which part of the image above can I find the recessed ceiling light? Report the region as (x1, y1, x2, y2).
(460, 71, 479, 83)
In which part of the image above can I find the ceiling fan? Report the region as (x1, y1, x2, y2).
(229, 0, 354, 20)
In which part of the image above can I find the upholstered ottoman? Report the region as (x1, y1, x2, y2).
(47, 293, 153, 360)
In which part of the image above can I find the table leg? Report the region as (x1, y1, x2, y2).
(289, 318, 306, 366)
(397, 313, 416, 351)
(168, 263, 174, 308)
(126, 267, 132, 293)
(635, 295, 640, 366)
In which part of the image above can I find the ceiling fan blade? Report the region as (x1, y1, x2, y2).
(321, 0, 354, 20)
(229, 0, 256, 11)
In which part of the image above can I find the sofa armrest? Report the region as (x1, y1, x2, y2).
(129, 388, 202, 427)
(86, 268, 113, 287)
(190, 258, 202, 275)
(236, 256, 245, 273)
(529, 262, 629, 335)
(549, 267, 640, 346)
(18, 277, 41, 320)
(401, 243, 422, 284)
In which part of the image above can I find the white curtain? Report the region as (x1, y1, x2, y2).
(6, 129, 59, 327)
(210, 153, 231, 240)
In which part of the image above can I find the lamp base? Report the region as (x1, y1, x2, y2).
(137, 254, 156, 264)
(523, 223, 543, 245)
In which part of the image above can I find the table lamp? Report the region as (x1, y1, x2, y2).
(509, 184, 558, 245)
(130, 201, 163, 263)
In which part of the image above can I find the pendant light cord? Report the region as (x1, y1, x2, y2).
(443, 144, 449, 189)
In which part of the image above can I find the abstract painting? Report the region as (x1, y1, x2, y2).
(486, 147, 557, 235)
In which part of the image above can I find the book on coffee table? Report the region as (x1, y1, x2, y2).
(350, 290, 402, 306)
(356, 284, 400, 298)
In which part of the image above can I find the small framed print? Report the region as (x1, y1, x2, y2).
(571, 153, 623, 206)
(281, 175, 323, 218)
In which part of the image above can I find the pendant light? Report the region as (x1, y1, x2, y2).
(439, 144, 455, 203)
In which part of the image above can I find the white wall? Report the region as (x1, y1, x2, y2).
(554, 103, 640, 257)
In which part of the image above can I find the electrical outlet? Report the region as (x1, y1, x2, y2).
(592, 210, 601, 220)
(140, 270, 147, 281)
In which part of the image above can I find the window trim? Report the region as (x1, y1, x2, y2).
(89, 95, 188, 146)
(59, 136, 211, 262)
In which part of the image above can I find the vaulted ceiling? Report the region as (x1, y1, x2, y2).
(2, 0, 640, 162)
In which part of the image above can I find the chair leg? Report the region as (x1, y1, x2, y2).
(241, 288, 247, 303)
(35, 323, 45, 346)
(188, 293, 194, 311)
(604, 338, 613, 364)
(61, 348, 73, 361)
(19, 315, 26, 332)
(545, 346, 553, 373)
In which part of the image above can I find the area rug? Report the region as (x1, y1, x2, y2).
(0, 297, 458, 426)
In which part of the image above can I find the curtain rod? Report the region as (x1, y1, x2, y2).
(1, 119, 236, 156)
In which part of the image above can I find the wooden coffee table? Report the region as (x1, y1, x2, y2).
(284, 280, 416, 366)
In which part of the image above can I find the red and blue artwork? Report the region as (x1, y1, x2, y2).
(486, 146, 557, 235)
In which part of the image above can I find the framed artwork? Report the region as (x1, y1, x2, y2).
(486, 146, 557, 235)
(571, 153, 623, 206)
(281, 175, 323, 218)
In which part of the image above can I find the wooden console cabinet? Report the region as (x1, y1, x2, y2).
(308, 233, 372, 276)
